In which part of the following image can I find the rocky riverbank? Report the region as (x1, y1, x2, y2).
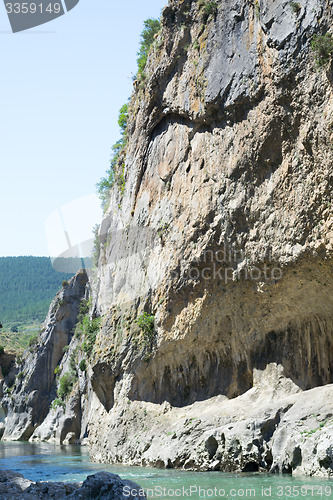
(87, 364, 333, 477)
(0, 470, 146, 499)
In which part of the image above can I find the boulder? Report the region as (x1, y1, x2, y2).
(0, 470, 146, 499)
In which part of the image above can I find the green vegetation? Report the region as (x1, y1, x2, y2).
(290, 1, 301, 14)
(137, 18, 161, 78)
(78, 299, 90, 318)
(2, 326, 32, 353)
(79, 359, 87, 372)
(96, 17, 161, 213)
(74, 299, 101, 357)
(137, 312, 155, 352)
(198, 0, 218, 22)
(51, 398, 65, 410)
(157, 222, 170, 238)
(96, 105, 129, 212)
(69, 351, 78, 373)
(82, 318, 101, 357)
(300, 417, 333, 437)
(312, 33, 333, 67)
(0, 257, 74, 324)
(50, 299, 94, 411)
(28, 334, 38, 347)
(0, 257, 74, 352)
(193, 39, 200, 51)
(0, 346, 4, 355)
(58, 372, 76, 400)
(137, 312, 155, 334)
(118, 103, 129, 134)
(28, 332, 40, 353)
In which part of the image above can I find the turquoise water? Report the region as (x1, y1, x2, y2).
(0, 442, 332, 499)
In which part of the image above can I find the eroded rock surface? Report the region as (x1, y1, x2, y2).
(88, 364, 333, 477)
(1, 0, 332, 479)
(0, 470, 146, 499)
(1, 270, 88, 441)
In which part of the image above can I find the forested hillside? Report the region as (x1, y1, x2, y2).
(0, 257, 74, 325)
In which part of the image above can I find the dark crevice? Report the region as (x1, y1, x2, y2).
(242, 462, 259, 472)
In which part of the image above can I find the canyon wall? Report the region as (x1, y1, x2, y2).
(1, 0, 332, 477)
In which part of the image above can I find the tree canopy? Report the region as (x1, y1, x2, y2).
(0, 257, 74, 325)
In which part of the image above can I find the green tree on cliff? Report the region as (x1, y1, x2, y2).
(137, 18, 161, 76)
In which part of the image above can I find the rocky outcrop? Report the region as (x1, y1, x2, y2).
(1, 270, 88, 441)
(0, 353, 15, 383)
(87, 363, 333, 477)
(85, 0, 332, 476)
(92, 0, 333, 406)
(0, 470, 146, 499)
(1, 0, 333, 479)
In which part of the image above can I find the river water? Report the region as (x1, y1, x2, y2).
(0, 442, 332, 499)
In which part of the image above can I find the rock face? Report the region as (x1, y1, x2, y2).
(1, 270, 88, 441)
(1, 0, 333, 479)
(0, 353, 15, 383)
(0, 470, 147, 499)
(87, 363, 333, 477)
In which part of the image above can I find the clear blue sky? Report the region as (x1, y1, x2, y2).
(0, 0, 166, 257)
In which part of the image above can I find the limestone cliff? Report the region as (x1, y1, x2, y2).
(1, 0, 333, 477)
(0, 271, 88, 441)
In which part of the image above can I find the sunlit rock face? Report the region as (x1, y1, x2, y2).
(92, 0, 333, 407)
(1, 0, 333, 477)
